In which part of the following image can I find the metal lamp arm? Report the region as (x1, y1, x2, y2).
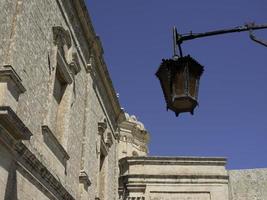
(176, 23, 267, 44)
(249, 30, 267, 47)
(173, 23, 267, 58)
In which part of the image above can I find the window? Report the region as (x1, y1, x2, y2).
(42, 26, 80, 165)
(50, 68, 68, 142)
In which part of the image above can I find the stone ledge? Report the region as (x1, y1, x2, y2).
(120, 174, 229, 184)
(120, 156, 227, 166)
(0, 106, 32, 140)
(1, 65, 26, 93)
(42, 125, 70, 166)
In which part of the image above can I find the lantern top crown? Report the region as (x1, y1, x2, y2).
(157, 55, 204, 77)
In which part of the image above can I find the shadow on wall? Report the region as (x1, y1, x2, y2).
(4, 161, 18, 200)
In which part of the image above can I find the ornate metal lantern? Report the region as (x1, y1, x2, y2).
(156, 23, 267, 116)
(156, 55, 204, 116)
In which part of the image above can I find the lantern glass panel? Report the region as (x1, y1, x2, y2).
(173, 69, 186, 96)
(189, 75, 197, 98)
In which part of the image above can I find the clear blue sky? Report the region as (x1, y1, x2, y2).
(86, 1, 267, 169)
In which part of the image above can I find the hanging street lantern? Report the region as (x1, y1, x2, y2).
(156, 22, 267, 117)
(156, 55, 204, 116)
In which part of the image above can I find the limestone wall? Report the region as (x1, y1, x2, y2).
(0, 0, 121, 199)
(229, 168, 267, 200)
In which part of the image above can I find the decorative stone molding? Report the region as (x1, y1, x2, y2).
(98, 119, 114, 150)
(51, 26, 81, 84)
(79, 170, 91, 186)
(52, 26, 72, 53)
(0, 106, 32, 140)
(0, 65, 26, 112)
(42, 125, 70, 166)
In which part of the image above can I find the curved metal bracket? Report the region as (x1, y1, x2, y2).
(249, 29, 267, 47)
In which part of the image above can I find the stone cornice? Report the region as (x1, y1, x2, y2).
(121, 174, 229, 180)
(71, 0, 124, 127)
(120, 156, 227, 166)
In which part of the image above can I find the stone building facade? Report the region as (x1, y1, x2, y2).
(0, 0, 124, 199)
(0, 0, 267, 200)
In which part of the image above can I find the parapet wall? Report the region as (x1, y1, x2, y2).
(229, 168, 267, 200)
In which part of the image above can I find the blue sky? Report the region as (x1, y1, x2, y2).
(86, 1, 267, 169)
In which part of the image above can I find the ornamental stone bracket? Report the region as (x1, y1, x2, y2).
(69, 51, 81, 75)
(51, 26, 81, 84)
(0, 65, 26, 112)
(98, 119, 114, 150)
(98, 119, 107, 136)
(79, 170, 91, 187)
